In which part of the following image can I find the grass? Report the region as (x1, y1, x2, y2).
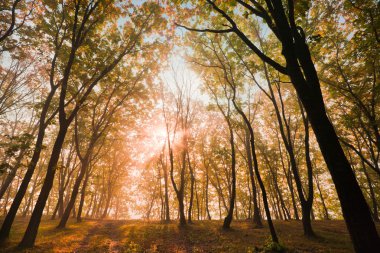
(0, 217, 373, 252)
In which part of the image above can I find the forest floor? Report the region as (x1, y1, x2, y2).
(0, 217, 377, 253)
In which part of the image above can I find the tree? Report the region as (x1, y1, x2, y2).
(176, 1, 379, 250)
(17, 0, 165, 247)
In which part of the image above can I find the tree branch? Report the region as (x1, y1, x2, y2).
(175, 23, 233, 34)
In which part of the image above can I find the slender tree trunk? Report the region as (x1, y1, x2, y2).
(244, 128, 263, 227)
(72, 204, 76, 218)
(0, 89, 56, 242)
(272, 173, 290, 220)
(77, 170, 90, 222)
(300, 105, 315, 236)
(249, 126, 278, 242)
(169, 141, 186, 226)
(272, 184, 283, 220)
(362, 162, 379, 222)
(0, 149, 26, 200)
(187, 152, 195, 223)
(278, 138, 299, 220)
(57, 156, 89, 228)
(94, 191, 104, 218)
(314, 173, 329, 220)
(19, 125, 68, 248)
(195, 183, 200, 220)
(205, 161, 211, 220)
(2, 184, 12, 215)
(218, 194, 222, 220)
(228, 88, 277, 241)
(101, 194, 112, 219)
(268, 80, 314, 236)
(86, 193, 95, 218)
(222, 120, 236, 229)
(162, 154, 170, 222)
(288, 177, 299, 220)
(22, 168, 41, 217)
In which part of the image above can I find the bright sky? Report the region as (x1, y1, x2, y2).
(124, 52, 207, 219)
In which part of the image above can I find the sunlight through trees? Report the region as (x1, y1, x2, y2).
(0, 0, 379, 252)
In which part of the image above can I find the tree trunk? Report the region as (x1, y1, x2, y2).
(57, 156, 89, 229)
(278, 13, 380, 247)
(244, 128, 263, 227)
(187, 152, 195, 223)
(162, 154, 170, 222)
(222, 119, 236, 229)
(22, 167, 42, 217)
(205, 160, 211, 220)
(229, 88, 277, 241)
(178, 191, 186, 225)
(169, 140, 186, 226)
(0, 89, 56, 242)
(362, 162, 379, 222)
(77, 169, 90, 222)
(19, 125, 68, 248)
(314, 173, 329, 220)
(0, 148, 26, 200)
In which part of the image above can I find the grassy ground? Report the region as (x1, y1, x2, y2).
(0, 217, 372, 252)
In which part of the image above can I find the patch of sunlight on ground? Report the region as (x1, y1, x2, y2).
(1, 217, 376, 252)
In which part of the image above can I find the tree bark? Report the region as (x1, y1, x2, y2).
(57, 155, 90, 228)
(0, 88, 56, 242)
(19, 125, 68, 248)
(222, 110, 236, 230)
(244, 128, 263, 227)
(187, 152, 195, 223)
(277, 7, 379, 247)
(77, 169, 90, 222)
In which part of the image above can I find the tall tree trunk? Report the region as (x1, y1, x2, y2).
(191, 1, 379, 250)
(222, 118, 236, 229)
(19, 125, 68, 248)
(195, 182, 200, 220)
(362, 162, 379, 222)
(0, 148, 27, 200)
(77, 169, 90, 222)
(244, 128, 263, 227)
(314, 173, 329, 220)
(187, 152, 195, 223)
(204, 155, 211, 220)
(57, 156, 89, 228)
(299, 103, 315, 236)
(2, 184, 12, 215)
(162, 153, 170, 222)
(101, 194, 112, 219)
(279, 13, 379, 247)
(0, 88, 56, 242)
(169, 139, 186, 226)
(22, 166, 43, 217)
(278, 137, 299, 220)
(228, 86, 278, 242)
(266, 79, 314, 236)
